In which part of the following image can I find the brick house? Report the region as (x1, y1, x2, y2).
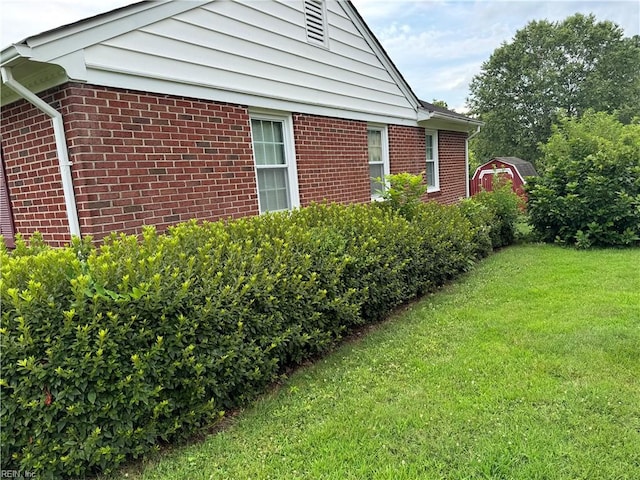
(0, 0, 481, 248)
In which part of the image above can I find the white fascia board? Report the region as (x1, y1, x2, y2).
(419, 118, 475, 133)
(430, 111, 483, 126)
(339, 1, 420, 112)
(418, 116, 483, 133)
(417, 109, 433, 122)
(50, 50, 87, 81)
(86, 67, 419, 126)
(16, 1, 205, 69)
(418, 106, 482, 129)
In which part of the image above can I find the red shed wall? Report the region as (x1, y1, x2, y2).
(471, 160, 525, 196)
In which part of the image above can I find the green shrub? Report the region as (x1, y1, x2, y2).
(406, 202, 477, 292)
(514, 215, 535, 244)
(1, 200, 501, 478)
(471, 181, 522, 249)
(458, 199, 494, 258)
(376, 172, 427, 220)
(526, 111, 640, 248)
(292, 203, 417, 322)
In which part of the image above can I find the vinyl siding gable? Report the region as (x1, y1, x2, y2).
(77, 0, 417, 123)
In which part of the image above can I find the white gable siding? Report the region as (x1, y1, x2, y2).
(79, 0, 417, 124)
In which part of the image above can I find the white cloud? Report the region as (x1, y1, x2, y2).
(351, 0, 424, 21)
(356, 0, 640, 109)
(430, 61, 484, 91)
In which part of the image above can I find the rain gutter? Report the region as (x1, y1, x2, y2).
(1, 66, 81, 239)
(465, 125, 482, 198)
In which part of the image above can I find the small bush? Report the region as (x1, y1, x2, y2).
(468, 181, 522, 249)
(375, 172, 427, 220)
(1, 199, 510, 478)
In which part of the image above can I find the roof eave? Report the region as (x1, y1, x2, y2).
(418, 108, 483, 132)
(1, 44, 33, 67)
(430, 110, 483, 126)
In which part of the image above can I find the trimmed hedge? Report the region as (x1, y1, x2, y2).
(1, 196, 516, 478)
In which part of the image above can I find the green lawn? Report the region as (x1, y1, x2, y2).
(107, 244, 640, 479)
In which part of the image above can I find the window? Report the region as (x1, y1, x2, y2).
(368, 127, 388, 200)
(250, 115, 299, 213)
(425, 130, 439, 191)
(304, 0, 328, 47)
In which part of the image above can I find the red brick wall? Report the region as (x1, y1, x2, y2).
(0, 85, 70, 246)
(62, 84, 257, 241)
(293, 114, 369, 205)
(388, 126, 468, 205)
(1, 83, 262, 245)
(430, 130, 468, 204)
(389, 124, 426, 175)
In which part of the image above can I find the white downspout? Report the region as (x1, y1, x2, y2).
(1, 66, 81, 239)
(465, 125, 481, 198)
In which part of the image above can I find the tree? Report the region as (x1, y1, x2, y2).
(526, 111, 640, 248)
(467, 14, 640, 165)
(467, 148, 480, 178)
(431, 99, 450, 110)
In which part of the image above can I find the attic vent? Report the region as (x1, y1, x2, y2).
(304, 0, 328, 47)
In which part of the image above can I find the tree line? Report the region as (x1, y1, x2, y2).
(467, 13, 640, 166)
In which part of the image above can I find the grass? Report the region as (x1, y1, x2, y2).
(106, 244, 640, 479)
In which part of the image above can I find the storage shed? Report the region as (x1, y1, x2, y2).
(471, 157, 538, 199)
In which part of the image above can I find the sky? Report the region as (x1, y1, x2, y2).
(1, 0, 638, 112)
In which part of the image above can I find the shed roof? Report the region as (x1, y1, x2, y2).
(491, 157, 538, 178)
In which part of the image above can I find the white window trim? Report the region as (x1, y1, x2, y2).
(249, 112, 300, 213)
(368, 125, 389, 201)
(425, 129, 440, 193)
